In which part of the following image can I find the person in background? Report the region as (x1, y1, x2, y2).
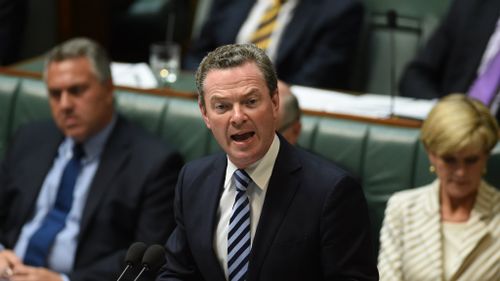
(378, 94, 500, 281)
(0, 37, 183, 281)
(400, 0, 500, 119)
(276, 81, 301, 145)
(184, 0, 364, 91)
(156, 43, 378, 281)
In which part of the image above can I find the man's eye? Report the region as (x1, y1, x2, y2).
(214, 103, 227, 111)
(49, 90, 62, 99)
(68, 85, 88, 95)
(246, 99, 258, 106)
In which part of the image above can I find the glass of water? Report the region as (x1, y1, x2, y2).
(149, 42, 180, 87)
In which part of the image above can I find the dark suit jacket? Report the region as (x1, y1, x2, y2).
(0, 116, 183, 281)
(400, 0, 500, 99)
(157, 136, 378, 281)
(185, 0, 364, 91)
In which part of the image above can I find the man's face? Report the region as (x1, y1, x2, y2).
(200, 62, 279, 169)
(46, 57, 114, 142)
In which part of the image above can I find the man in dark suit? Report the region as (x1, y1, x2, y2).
(400, 0, 500, 100)
(157, 44, 378, 281)
(0, 38, 183, 281)
(185, 0, 364, 91)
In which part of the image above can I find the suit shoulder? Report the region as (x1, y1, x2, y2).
(13, 120, 58, 138)
(183, 152, 225, 172)
(8, 120, 60, 148)
(117, 117, 180, 155)
(296, 147, 354, 182)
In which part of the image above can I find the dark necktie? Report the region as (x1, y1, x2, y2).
(24, 143, 85, 266)
(468, 49, 500, 106)
(227, 169, 252, 281)
(250, 0, 282, 51)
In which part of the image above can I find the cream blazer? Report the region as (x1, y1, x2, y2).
(378, 180, 500, 281)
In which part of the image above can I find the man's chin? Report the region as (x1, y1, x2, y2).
(63, 129, 87, 142)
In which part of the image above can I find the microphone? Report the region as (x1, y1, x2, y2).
(386, 9, 398, 117)
(116, 242, 147, 281)
(386, 10, 397, 29)
(132, 244, 166, 281)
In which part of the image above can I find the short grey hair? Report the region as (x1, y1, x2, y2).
(195, 44, 278, 107)
(43, 37, 112, 83)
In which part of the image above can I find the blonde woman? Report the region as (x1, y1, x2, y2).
(378, 94, 500, 281)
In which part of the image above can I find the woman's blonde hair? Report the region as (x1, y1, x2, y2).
(421, 94, 499, 156)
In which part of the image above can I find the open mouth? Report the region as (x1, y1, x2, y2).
(231, 132, 255, 142)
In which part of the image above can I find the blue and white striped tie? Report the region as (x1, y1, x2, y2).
(228, 169, 252, 281)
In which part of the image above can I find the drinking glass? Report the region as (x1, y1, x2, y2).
(149, 42, 180, 87)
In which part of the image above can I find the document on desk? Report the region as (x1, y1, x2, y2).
(111, 62, 158, 89)
(291, 85, 436, 120)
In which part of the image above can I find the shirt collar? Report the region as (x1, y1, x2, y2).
(225, 134, 280, 192)
(60, 114, 117, 163)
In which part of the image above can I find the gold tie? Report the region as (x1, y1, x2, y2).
(250, 0, 282, 51)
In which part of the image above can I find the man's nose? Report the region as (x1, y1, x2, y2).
(59, 92, 73, 109)
(230, 104, 247, 126)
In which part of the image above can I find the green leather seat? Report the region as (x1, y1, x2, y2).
(312, 118, 368, 177)
(3, 73, 500, 260)
(362, 125, 421, 253)
(351, 0, 452, 95)
(160, 98, 211, 161)
(115, 90, 169, 134)
(297, 115, 319, 149)
(10, 78, 51, 136)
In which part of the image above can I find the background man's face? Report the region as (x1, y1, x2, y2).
(46, 57, 114, 142)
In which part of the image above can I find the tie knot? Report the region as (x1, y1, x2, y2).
(73, 143, 85, 160)
(234, 169, 251, 192)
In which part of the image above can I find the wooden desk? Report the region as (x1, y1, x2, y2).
(3, 58, 422, 128)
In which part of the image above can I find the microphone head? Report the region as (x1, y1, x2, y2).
(141, 244, 166, 273)
(125, 242, 148, 267)
(387, 9, 397, 28)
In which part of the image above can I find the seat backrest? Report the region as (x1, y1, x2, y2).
(10, 78, 52, 136)
(0, 76, 20, 158)
(160, 98, 212, 161)
(3, 73, 500, 258)
(351, 0, 452, 95)
(115, 90, 169, 134)
(352, 13, 425, 95)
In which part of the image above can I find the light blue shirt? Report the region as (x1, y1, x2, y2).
(13, 116, 116, 278)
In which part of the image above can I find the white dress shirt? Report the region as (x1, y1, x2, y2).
(13, 116, 116, 279)
(214, 134, 280, 279)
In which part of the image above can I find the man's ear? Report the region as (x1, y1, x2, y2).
(271, 89, 280, 118)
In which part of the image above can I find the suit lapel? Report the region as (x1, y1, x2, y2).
(222, 0, 255, 44)
(79, 117, 130, 237)
(247, 139, 301, 280)
(460, 0, 500, 87)
(275, 0, 319, 66)
(193, 154, 227, 281)
(414, 182, 443, 280)
(17, 124, 62, 232)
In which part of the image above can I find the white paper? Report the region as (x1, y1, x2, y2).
(111, 62, 158, 89)
(291, 85, 436, 120)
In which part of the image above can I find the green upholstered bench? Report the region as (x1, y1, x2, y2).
(1, 73, 499, 258)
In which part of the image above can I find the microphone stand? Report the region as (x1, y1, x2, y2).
(387, 10, 397, 117)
